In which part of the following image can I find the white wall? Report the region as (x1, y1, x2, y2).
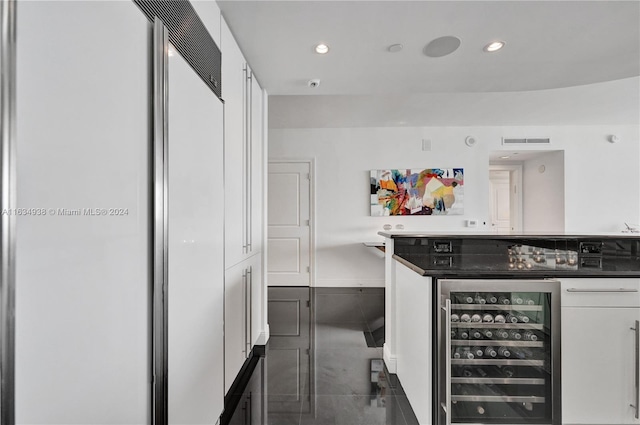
(523, 151, 565, 232)
(16, 2, 150, 423)
(269, 124, 640, 287)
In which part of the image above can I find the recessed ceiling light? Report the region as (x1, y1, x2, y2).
(499, 155, 510, 159)
(484, 40, 505, 53)
(315, 43, 330, 54)
(388, 43, 403, 53)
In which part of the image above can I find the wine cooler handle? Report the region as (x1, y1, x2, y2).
(632, 320, 639, 419)
(566, 288, 638, 293)
(441, 299, 452, 425)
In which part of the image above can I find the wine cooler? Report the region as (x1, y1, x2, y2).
(437, 279, 561, 425)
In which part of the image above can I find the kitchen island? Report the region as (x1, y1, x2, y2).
(379, 232, 640, 425)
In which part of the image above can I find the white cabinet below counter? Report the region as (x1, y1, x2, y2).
(395, 260, 432, 425)
(561, 278, 640, 425)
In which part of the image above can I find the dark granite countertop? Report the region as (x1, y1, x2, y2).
(383, 233, 640, 278)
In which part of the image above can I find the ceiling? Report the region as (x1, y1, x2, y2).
(217, 0, 640, 127)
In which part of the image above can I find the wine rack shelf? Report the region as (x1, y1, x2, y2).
(451, 340, 543, 347)
(452, 359, 545, 367)
(452, 395, 546, 404)
(452, 377, 545, 385)
(452, 304, 543, 312)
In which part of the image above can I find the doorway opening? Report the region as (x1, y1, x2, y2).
(489, 150, 565, 233)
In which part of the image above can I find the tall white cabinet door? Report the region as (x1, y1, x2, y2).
(15, 3, 150, 423)
(562, 307, 640, 424)
(222, 19, 247, 268)
(268, 162, 311, 286)
(167, 45, 225, 423)
(225, 261, 248, 393)
(249, 76, 264, 255)
(249, 254, 263, 347)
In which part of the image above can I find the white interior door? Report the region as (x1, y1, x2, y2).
(489, 170, 512, 232)
(268, 161, 311, 286)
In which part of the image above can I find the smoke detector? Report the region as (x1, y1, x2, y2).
(307, 79, 321, 88)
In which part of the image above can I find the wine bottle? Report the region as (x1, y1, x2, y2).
(497, 346, 511, 358)
(498, 365, 515, 378)
(524, 298, 536, 305)
(522, 330, 538, 341)
(475, 367, 488, 377)
(485, 293, 498, 304)
(476, 404, 486, 415)
(461, 294, 474, 304)
(471, 346, 484, 358)
(456, 347, 474, 359)
(482, 313, 494, 323)
(451, 329, 457, 339)
(452, 349, 461, 359)
(508, 330, 522, 340)
(484, 346, 497, 357)
(512, 348, 527, 359)
(482, 329, 494, 339)
(461, 366, 474, 377)
(512, 295, 524, 305)
(494, 314, 506, 323)
(460, 313, 472, 323)
(517, 314, 530, 323)
(505, 313, 519, 323)
(474, 295, 487, 304)
(498, 295, 511, 305)
(495, 329, 509, 339)
(470, 329, 483, 339)
(470, 313, 482, 323)
(459, 330, 469, 339)
(450, 313, 460, 322)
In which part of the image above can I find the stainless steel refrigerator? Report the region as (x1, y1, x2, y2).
(436, 279, 561, 424)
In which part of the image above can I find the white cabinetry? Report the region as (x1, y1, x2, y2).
(562, 278, 640, 424)
(221, 18, 266, 393)
(222, 19, 263, 269)
(395, 260, 432, 425)
(224, 254, 262, 393)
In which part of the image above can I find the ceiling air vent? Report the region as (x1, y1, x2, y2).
(502, 138, 550, 145)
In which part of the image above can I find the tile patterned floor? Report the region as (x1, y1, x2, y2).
(266, 287, 420, 425)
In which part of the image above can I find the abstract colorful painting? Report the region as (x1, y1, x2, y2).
(370, 168, 464, 216)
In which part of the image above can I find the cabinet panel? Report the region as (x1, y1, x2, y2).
(249, 254, 263, 347)
(225, 261, 248, 393)
(222, 19, 248, 269)
(250, 76, 263, 255)
(561, 278, 640, 307)
(562, 307, 640, 424)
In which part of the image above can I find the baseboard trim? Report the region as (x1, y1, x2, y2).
(255, 325, 270, 345)
(383, 343, 397, 374)
(220, 345, 266, 425)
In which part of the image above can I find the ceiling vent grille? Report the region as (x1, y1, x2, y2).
(502, 138, 551, 145)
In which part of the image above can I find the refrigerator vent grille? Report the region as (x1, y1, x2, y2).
(502, 138, 551, 145)
(133, 0, 222, 98)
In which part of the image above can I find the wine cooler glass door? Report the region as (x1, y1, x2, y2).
(438, 279, 561, 425)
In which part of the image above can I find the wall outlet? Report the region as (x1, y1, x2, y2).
(466, 219, 478, 228)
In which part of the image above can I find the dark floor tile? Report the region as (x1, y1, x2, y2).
(314, 293, 366, 323)
(314, 322, 371, 348)
(314, 348, 383, 396)
(394, 394, 420, 425)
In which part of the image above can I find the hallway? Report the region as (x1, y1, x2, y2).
(226, 287, 420, 425)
